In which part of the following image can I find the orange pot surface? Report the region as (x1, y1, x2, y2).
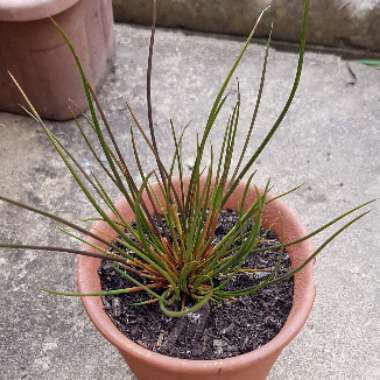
(78, 177, 315, 380)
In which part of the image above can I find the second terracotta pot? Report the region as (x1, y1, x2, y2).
(0, 0, 114, 120)
(77, 177, 315, 380)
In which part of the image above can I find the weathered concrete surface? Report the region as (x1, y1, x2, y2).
(113, 0, 380, 53)
(1, 23, 380, 379)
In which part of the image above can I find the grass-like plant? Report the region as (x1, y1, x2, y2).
(356, 59, 380, 69)
(0, 0, 374, 317)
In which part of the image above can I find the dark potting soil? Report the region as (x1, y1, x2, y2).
(98, 209, 293, 360)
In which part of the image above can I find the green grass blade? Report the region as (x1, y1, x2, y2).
(231, 22, 273, 182)
(43, 288, 146, 297)
(224, 0, 310, 204)
(216, 210, 370, 298)
(186, 5, 271, 217)
(0, 244, 132, 267)
(283, 199, 375, 248)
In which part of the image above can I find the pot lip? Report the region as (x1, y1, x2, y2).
(0, 0, 79, 22)
(78, 178, 316, 372)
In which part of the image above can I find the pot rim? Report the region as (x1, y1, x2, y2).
(78, 177, 315, 373)
(0, 0, 80, 22)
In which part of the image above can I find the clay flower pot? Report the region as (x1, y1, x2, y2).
(0, 0, 114, 120)
(78, 177, 315, 380)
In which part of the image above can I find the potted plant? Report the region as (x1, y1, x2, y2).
(0, 0, 374, 379)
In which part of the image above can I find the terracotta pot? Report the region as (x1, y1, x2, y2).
(78, 177, 315, 380)
(0, 0, 114, 121)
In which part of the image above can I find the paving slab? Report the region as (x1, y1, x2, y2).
(0, 23, 379, 379)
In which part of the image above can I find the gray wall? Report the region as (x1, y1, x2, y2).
(113, 0, 380, 52)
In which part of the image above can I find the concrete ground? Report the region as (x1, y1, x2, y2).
(0, 23, 379, 379)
